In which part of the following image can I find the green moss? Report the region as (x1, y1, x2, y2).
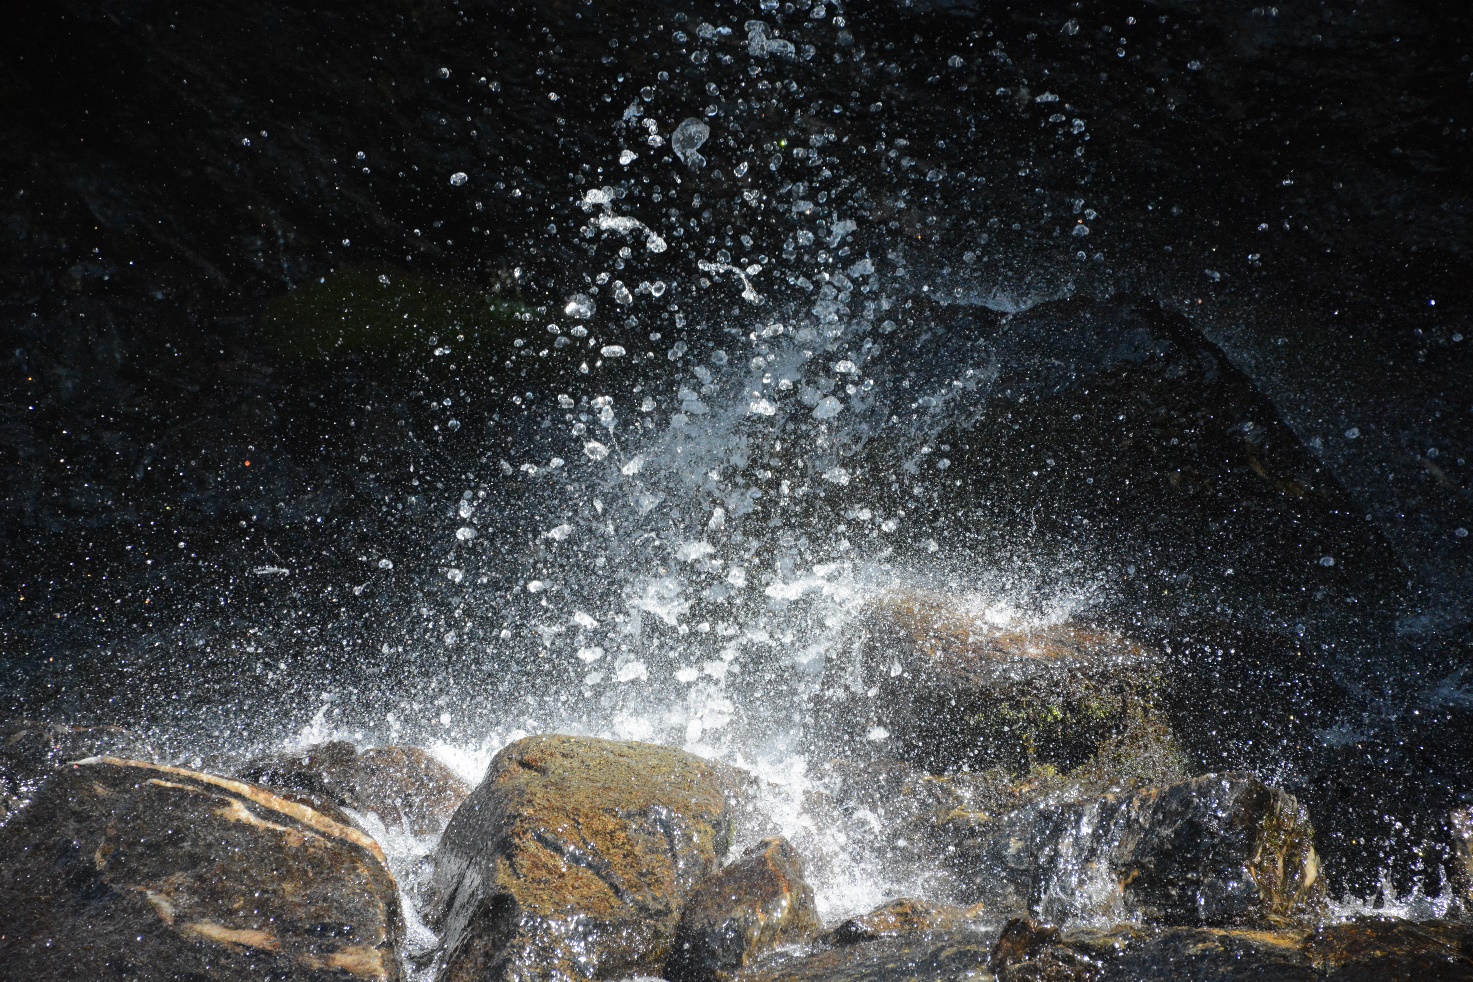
(261, 266, 534, 360)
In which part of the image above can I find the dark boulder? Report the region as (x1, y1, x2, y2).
(0, 756, 402, 981)
(1303, 918, 1473, 980)
(734, 933, 999, 982)
(826, 898, 989, 946)
(814, 591, 1181, 778)
(1122, 773, 1325, 926)
(239, 739, 471, 835)
(667, 836, 821, 982)
(429, 734, 740, 982)
(944, 772, 1323, 926)
(0, 718, 142, 824)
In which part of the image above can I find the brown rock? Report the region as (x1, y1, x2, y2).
(946, 772, 1323, 927)
(1063, 924, 1316, 981)
(429, 734, 739, 982)
(815, 592, 1178, 777)
(0, 718, 142, 823)
(667, 836, 821, 982)
(238, 740, 471, 835)
(826, 898, 987, 946)
(735, 933, 999, 982)
(1302, 917, 1473, 981)
(0, 756, 402, 981)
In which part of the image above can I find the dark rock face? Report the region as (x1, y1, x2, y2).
(429, 734, 739, 982)
(826, 898, 988, 946)
(1301, 918, 1473, 981)
(735, 934, 1000, 982)
(817, 591, 1176, 776)
(239, 740, 471, 835)
(0, 718, 141, 823)
(1122, 773, 1324, 926)
(1453, 808, 1473, 904)
(943, 772, 1322, 926)
(0, 756, 402, 981)
(667, 836, 821, 982)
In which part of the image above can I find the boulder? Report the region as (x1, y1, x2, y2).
(1122, 773, 1324, 926)
(734, 933, 999, 982)
(238, 740, 471, 835)
(1063, 925, 1317, 981)
(1, 718, 142, 823)
(944, 772, 1323, 926)
(0, 756, 402, 981)
(1302, 918, 1473, 980)
(667, 836, 821, 982)
(815, 592, 1179, 778)
(826, 898, 988, 946)
(429, 734, 739, 982)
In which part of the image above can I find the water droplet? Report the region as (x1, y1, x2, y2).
(449, 171, 469, 186)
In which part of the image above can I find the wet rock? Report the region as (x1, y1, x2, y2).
(1302, 917, 1473, 980)
(735, 933, 999, 982)
(0, 756, 402, 980)
(826, 898, 988, 946)
(815, 591, 1179, 777)
(0, 718, 143, 823)
(1123, 773, 1324, 926)
(667, 836, 821, 982)
(988, 916, 1095, 981)
(945, 772, 1323, 926)
(239, 740, 471, 835)
(1063, 925, 1317, 981)
(429, 734, 739, 982)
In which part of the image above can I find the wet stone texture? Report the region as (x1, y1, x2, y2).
(429, 734, 740, 982)
(0, 756, 402, 981)
(735, 933, 1001, 982)
(0, 718, 144, 824)
(944, 771, 1323, 926)
(818, 591, 1175, 777)
(239, 740, 472, 835)
(826, 898, 990, 947)
(667, 836, 821, 982)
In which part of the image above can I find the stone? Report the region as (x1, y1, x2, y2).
(826, 898, 987, 946)
(815, 591, 1178, 777)
(1122, 773, 1325, 926)
(429, 734, 739, 982)
(1063, 925, 1317, 981)
(944, 771, 1323, 926)
(735, 933, 1000, 982)
(667, 836, 821, 982)
(0, 718, 142, 823)
(0, 756, 402, 980)
(239, 740, 471, 835)
(1301, 917, 1473, 981)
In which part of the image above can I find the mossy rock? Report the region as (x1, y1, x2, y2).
(816, 590, 1176, 778)
(260, 265, 533, 361)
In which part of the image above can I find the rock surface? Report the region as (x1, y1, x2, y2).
(827, 898, 989, 946)
(667, 836, 821, 982)
(0, 718, 141, 823)
(430, 734, 739, 982)
(943, 771, 1323, 926)
(818, 592, 1173, 776)
(0, 756, 402, 981)
(736, 933, 1000, 982)
(239, 740, 471, 835)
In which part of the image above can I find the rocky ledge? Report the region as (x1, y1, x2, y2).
(2, 606, 1471, 979)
